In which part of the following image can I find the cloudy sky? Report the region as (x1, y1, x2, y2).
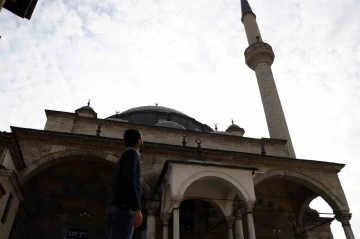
(1, 0, 359, 237)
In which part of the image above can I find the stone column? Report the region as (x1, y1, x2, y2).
(172, 198, 182, 239)
(161, 213, 171, 239)
(234, 210, 245, 239)
(336, 212, 356, 239)
(226, 216, 235, 239)
(246, 202, 256, 239)
(145, 200, 159, 239)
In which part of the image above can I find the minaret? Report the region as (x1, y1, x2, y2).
(241, 0, 296, 158)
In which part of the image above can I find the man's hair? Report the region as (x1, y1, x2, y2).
(123, 129, 141, 148)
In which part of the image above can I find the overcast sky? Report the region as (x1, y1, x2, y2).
(1, 0, 359, 237)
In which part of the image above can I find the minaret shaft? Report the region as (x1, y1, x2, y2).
(255, 62, 296, 158)
(242, 14, 262, 45)
(241, 2, 296, 158)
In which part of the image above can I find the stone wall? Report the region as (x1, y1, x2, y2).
(43, 111, 290, 158)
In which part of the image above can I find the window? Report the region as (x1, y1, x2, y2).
(67, 229, 88, 239)
(1, 194, 13, 223)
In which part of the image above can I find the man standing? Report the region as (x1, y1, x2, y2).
(107, 129, 143, 239)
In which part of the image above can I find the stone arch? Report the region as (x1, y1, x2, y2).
(253, 169, 348, 212)
(182, 197, 226, 217)
(178, 171, 253, 202)
(19, 148, 151, 195)
(297, 195, 318, 226)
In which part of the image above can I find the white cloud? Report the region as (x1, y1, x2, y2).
(1, 0, 359, 237)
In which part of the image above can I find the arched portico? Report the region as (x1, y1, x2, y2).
(8, 149, 153, 239)
(18, 149, 151, 194)
(254, 169, 355, 239)
(159, 160, 257, 239)
(253, 169, 348, 212)
(18, 149, 118, 185)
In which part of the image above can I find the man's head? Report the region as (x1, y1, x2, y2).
(124, 129, 143, 151)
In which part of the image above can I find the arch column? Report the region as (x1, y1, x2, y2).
(335, 212, 356, 239)
(234, 209, 245, 239)
(161, 213, 171, 239)
(246, 202, 256, 239)
(145, 200, 159, 239)
(172, 198, 182, 239)
(226, 216, 235, 239)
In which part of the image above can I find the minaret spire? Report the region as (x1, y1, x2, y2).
(241, 0, 296, 158)
(241, 0, 253, 17)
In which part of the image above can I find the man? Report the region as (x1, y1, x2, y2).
(107, 129, 143, 239)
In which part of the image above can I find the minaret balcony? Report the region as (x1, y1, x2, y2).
(244, 42, 275, 70)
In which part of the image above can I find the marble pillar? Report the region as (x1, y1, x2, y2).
(336, 212, 356, 239)
(172, 198, 182, 239)
(145, 200, 159, 239)
(161, 213, 171, 239)
(234, 210, 245, 239)
(246, 202, 256, 239)
(226, 216, 235, 239)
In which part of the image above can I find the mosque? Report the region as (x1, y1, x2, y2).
(0, 0, 356, 239)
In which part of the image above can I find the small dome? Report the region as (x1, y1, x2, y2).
(210, 131, 231, 136)
(226, 122, 245, 137)
(154, 120, 186, 130)
(75, 101, 97, 118)
(78, 105, 94, 111)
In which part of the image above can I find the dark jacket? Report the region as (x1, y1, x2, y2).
(109, 148, 142, 211)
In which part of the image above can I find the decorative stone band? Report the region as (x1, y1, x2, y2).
(161, 213, 171, 225)
(225, 216, 235, 228)
(245, 201, 255, 213)
(172, 197, 182, 209)
(244, 42, 275, 70)
(145, 200, 160, 215)
(234, 209, 245, 219)
(335, 211, 352, 227)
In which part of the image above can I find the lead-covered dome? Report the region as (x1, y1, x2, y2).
(154, 120, 186, 130)
(107, 105, 213, 132)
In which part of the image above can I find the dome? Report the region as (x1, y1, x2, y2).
(226, 122, 245, 137)
(106, 105, 213, 132)
(118, 105, 187, 116)
(75, 102, 97, 118)
(154, 120, 186, 130)
(78, 105, 94, 111)
(226, 124, 242, 131)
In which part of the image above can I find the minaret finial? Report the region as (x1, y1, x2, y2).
(87, 99, 91, 106)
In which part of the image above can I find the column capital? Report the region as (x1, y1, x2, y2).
(225, 216, 235, 228)
(161, 213, 171, 225)
(172, 197, 182, 209)
(245, 201, 255, 213)
(335, 211, 352, 227)
(145, 200, 160, 215)
(234, 209, 245, 219)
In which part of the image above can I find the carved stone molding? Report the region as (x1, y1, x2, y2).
(335, 211, 352, 227)
(172, 197, 182, 209)
(234, 209, 244, 220)
(145, 200, 160, 215)
(244, 42, 275, 69)
(161, 213, 171, 225)
(225, 216, 235, 228)
(245, 201, 255, 213)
